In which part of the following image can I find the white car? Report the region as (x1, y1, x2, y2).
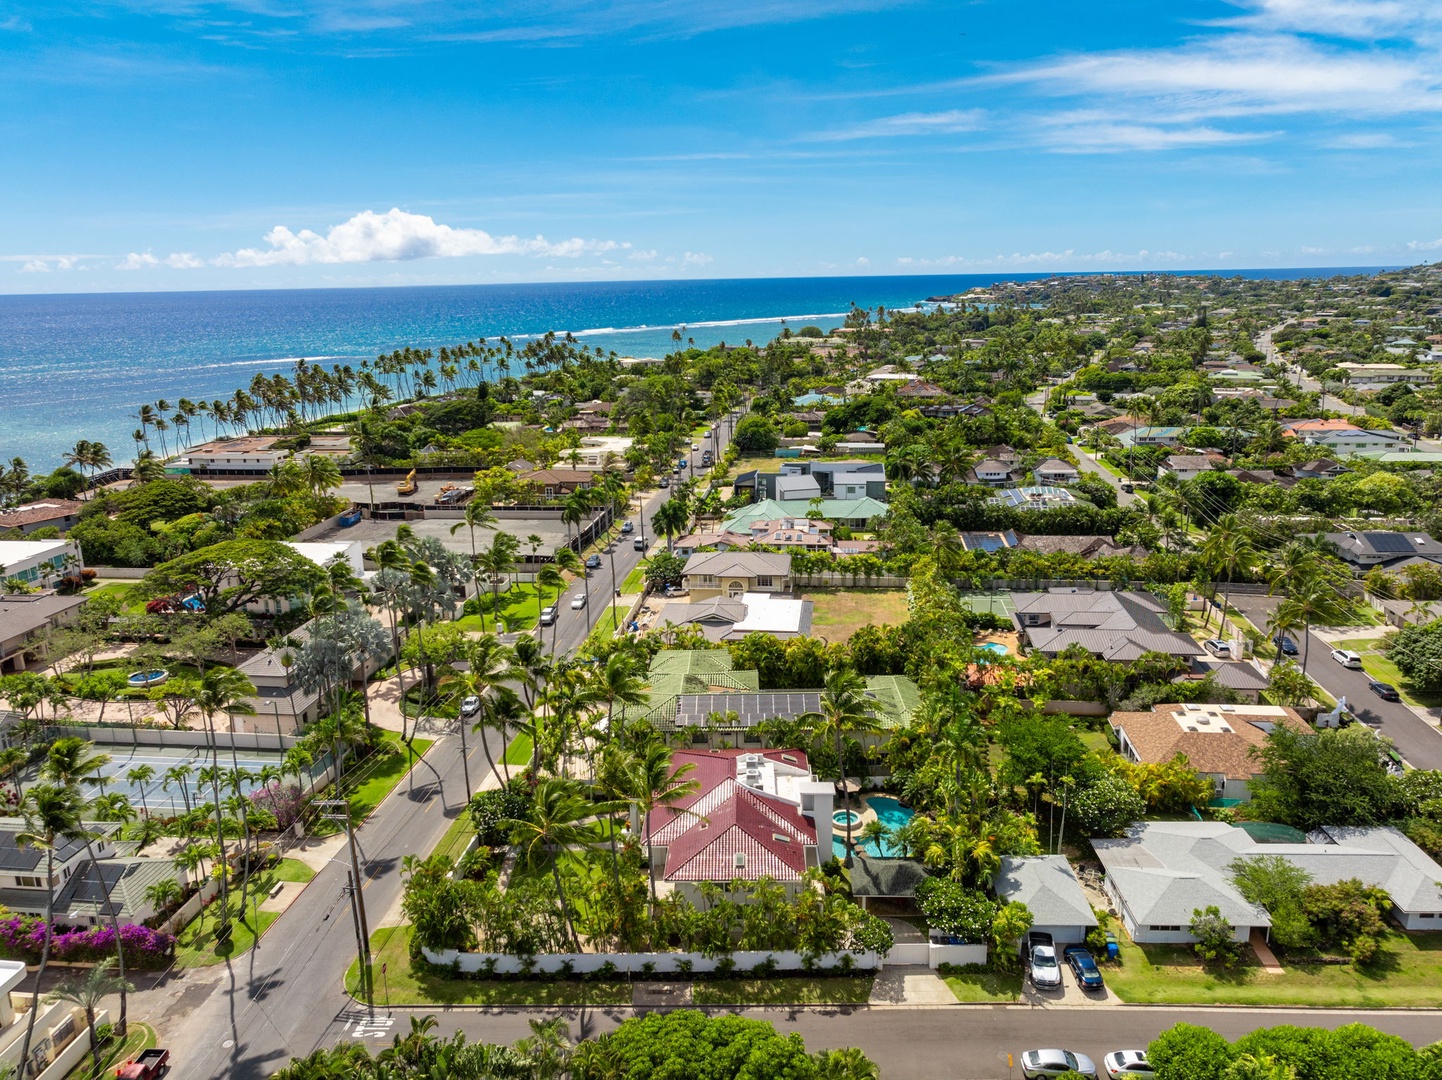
(1028, 943, 1061, 988)
(1331, 648, 1363, 669)
(459, 695, 481, 717)
(539, 605, 558, 626)
(1203, 639, 1231, 658)
(1104, 1051, 1154, 1078)
(1022, 1049, 1097, 1079)
(570, 593, 588, 610)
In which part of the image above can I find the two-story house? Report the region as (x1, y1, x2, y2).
(682, 552, 792, 601)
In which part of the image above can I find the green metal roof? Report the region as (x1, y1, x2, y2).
(722, 496, 890, 531)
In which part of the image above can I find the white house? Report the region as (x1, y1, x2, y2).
(0, 539, 82, 586)
(1034, 458, 1080, 484)
(1335, 363, 1433, 391)
(971, 459, 1020, 488)
(1283, 419, 1412, 454)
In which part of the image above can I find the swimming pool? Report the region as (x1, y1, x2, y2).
(833, 809, 861, 827)
(833, 795, 915, 860)
(976, 642, 1010, 659)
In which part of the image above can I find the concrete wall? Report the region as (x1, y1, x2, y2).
(85, 567, 149, 580)
(423, 947, 881, 975)
(794, 573, 908, 589)
(48, 726, 302, 752)
(159, 876, 223, 935)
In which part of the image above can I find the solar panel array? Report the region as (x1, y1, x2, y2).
(1364, 532, 1414, 553)
(674, 692, 822, 727)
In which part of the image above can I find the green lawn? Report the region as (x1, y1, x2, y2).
(346, 926, 630, 1006)
(84, 581, 146, 614)
(580, 605, 626, 650)
(692, 977, 873, 1005)
(431, 811, 477, 862)
(804, 589, 910, 639)
(1107, 930, 1442, 1007)
(173, 857, 312, 967)
(621, 563, 648, 594)
(503, 731, 533, 767)
(63, 1022, 156, 1080)
(940, 967, 1023, 1003)
(343, 730, 435, 822)
(455, 583, 543, 632)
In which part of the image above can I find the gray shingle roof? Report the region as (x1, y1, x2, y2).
(850, 855, 930, 898)
(996, 855, 1098, 929)
(682, 551, 792, 579)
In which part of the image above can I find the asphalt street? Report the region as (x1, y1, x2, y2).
(1227, 593, 1442, 770)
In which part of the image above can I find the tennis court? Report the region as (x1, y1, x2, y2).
(959, 592, 1015, 617)
(25, 745, 297, 815)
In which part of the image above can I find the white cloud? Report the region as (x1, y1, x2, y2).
(1408, 237, 1442, 250)
(11, 254, 87, 272)
(856, 256, 870, 266)
(682, 251, 713, 265)
(117, 252, 160, 270)
(209, 208, 618, 267)
(165, 252, 205, 268)
(20, 260, 50, 273)
(1033, 112, 1273, 152)
(806, 108, 985, 141)
(1323, 132, 1405, 148)
(628, 248, 659, 261)
(1214, 0, 1440, 42)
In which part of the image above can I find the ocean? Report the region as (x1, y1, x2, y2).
(0, 269, 1390, 470)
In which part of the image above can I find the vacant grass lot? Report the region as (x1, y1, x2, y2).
(940, 968, 1023, 1003)
(1107, 931, 1442, 1007)
(803, 588, 909, 640)
(691, 976, 874, 1005)
(347, 926, 630, 1006)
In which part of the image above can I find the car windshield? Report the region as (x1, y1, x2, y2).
(1034, 951, 1057, 968)
(1064, 1052, 1079, 1070)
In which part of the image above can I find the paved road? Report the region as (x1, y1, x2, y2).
(1072, 447, 1140, 507)
(1227, 593, 1442, 770)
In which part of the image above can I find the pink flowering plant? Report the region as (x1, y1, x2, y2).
(249, 783, 307, 831)
(0, 914, 174, 970)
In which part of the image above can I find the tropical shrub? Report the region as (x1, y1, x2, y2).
(0, 915, 174, 970)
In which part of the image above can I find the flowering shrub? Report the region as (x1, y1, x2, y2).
(249, 782, 307, 830)
(0, 914, 175, 970)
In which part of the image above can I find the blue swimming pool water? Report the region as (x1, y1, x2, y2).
(833, 796, 914, 860)
(977, 642, 1009, 658)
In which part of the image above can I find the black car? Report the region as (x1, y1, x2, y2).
(1274, 635, 1298, 656)
(1063, 946, 1104, 990)
(1369, 680, 1401, 702)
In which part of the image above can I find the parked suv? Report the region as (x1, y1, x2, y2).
(1331, 648, 1363, 669)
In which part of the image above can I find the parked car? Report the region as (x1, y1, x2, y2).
(1028, 931, 1061, 988)
(585, 554, 602, 569)
(459, 695, 481, 717)
(634, 537, 647, 551)
(1064, 946, 1104, 989)
(1103, 1050, 1154, 1078)
(1022, 1049, 1097, 1079)
(1369, 680, 1401, 701)
(570, 593, 588, 610)
(691, 442, 699, 450)
(659, 477, 670, 488)
(621, 520, 634, 533)
(1331, 648, 1364, 669)
(539, 605, 557, 626)
(1274, 634, 1298, 655)
(1203, 639, 1231, 658)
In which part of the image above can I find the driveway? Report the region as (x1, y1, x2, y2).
(1227, 594, 1442, 770)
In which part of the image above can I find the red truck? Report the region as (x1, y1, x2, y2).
(116, 1048, 169, 1079)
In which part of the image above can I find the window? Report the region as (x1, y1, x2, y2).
(756, 576, 774, 588)
(1421, 913, 1437, 920)
(1148, 925, 1182, 932)
(14, 876, 42, 888)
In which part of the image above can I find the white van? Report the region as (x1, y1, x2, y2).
(1331, 648, 1363, 669)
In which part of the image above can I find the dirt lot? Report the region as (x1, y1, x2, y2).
(801, 588, 909, 640)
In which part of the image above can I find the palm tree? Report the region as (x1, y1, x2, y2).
(190, 667, 258, 937)
(126, 764, 156, 818)
(813, 1047, 882, 1080)
(143, 876, 183, 917)
(0, 747, 27, 802)
(503, 778, 620, 950)
(15, 783, 87, 1071)
(46, 959, 132, 1076)
(651, 498, 689, 554)
(162, 764, 193, 815)
(801, 667, 884, 868)
(450, 500, 499, 627)
(621, 741, 699, 913)
(1199, 513, 1256, 634)
(300, 454, 343, 500)
(476, 532, 520, 633)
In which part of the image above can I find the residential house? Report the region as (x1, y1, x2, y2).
(0, 499, 84, 536)
(991, 486, 1079, 511)
(722, 497, 889, 532)
(1095, 821, 1442, 943)
(969, 459, 1021, 488)
(835, 432, 885, 455)
(894, 379, 949, 402)
(0, 590, 89, 675)
(995, 856, 1097, 947)
(1334, 363, 1434, 391)
(1034, 458, 1080, 485)
(1117, 426, 1186, 448)
(643, 750, 833, 901)
(1180, 660, 1271, 704)
(0, 539, 82, 587)
(170, 435, 290, 474)
(775, 473, 823, 501)
(1159, 454, 1226, 482)
(1376, 597, 1442, 629)
(849, 856, 932, 912)
(681, 551, 792, 600)
(1321, 530, 1442, 572)
(245, 540, 367, 617)
(514, 469, 596, 497)
(730, 517, 833, 551)
(1293, 459, 1348, 480)
(1109, 702, 1310, 803)
(233, 616, 386, 733)
(960, 531, 1018, 553)
(1227, 468, 1296, 489)
(1015, 535, 1147, 559)
(1283, 419, 1412, 455)
(734, 461, 886, 504)
(666, 592, 813, 642)
(0, 819, 186, 926)
(1010, 589, 1204, 661)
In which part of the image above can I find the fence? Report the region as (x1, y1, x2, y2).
(158, 876, 223, 935)
(794, 573, 909, 589)
(86, 566, 149, 580)
(42, 725, 304, 752)
(422, 946, 883, 975)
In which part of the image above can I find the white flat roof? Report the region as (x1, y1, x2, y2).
(0, 539, 71, 560)
(285, 541, 361, 567)
(731, 592, 807, 635)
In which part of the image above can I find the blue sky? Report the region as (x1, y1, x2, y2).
(4, 0, 1442, 292)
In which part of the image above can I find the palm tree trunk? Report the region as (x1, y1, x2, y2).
(550, 860, 580, 952)
(836, 728, 855, 868)
(81, 836, 128, 1037)
(19, 847, 56, 1073)
(85, 1005, 100, 1075)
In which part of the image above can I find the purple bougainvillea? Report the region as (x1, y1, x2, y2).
(0, 914, 174, 970)
(249, 782, 307, 830)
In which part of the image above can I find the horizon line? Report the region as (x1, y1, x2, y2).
(0, 264, 1413, 301)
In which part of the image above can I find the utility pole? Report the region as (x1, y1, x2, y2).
(319, 799, 372, 1006)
